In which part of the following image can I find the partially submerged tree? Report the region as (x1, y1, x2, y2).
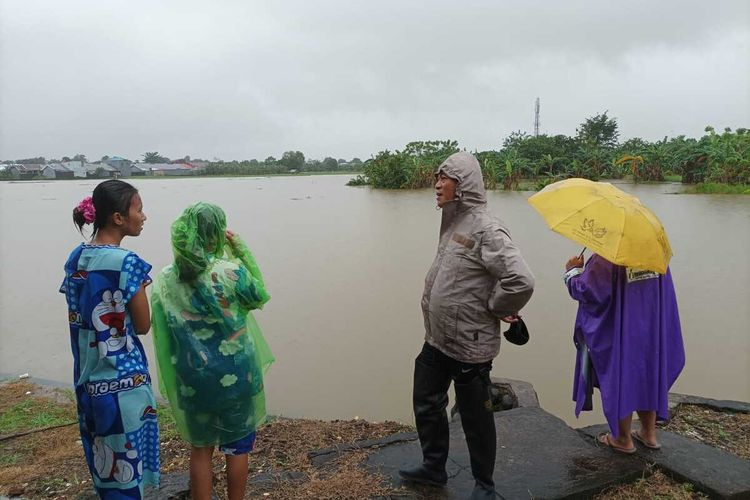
(576, 111, 619, 148)
(280, 151, 305, 170)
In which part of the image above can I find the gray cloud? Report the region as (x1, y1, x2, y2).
(1, 0, 748, 161)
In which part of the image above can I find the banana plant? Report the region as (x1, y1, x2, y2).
(615, 155, 644, 181)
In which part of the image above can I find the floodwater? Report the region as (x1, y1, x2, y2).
(1, 175, 748, 428)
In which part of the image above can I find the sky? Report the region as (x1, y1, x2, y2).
(1, 0, 748, 162)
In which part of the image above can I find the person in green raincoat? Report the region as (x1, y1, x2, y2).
(151, 202, 273, 500)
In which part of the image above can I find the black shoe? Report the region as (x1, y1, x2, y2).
(469, 480, 496, 499)
(398, 465, 448, 486)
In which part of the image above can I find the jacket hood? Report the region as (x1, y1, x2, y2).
(436, 152, 486, 208)
(437, 152, 487, 235)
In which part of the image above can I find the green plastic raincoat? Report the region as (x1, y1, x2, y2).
(151, 203, 274, 447)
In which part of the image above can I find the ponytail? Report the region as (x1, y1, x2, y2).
(72, 180, 138, 237)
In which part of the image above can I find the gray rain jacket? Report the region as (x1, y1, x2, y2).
(421, 152, 535, 364)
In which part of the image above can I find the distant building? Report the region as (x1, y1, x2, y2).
(105, 156, 134, 177)
(130, 164, 148, 176)
(2, 164, 15, 175)
(146, 163, 195, 176)
(8, 164, 44, 180)
(186, 161, 209, 171)
(6, 165, 22, 179)
(42, 164, 74, 179)
(62, 160, 87, 178)
(84, 163, 118, 178)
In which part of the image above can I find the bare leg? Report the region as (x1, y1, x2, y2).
(226, 453, 249, 500)
(636, 410, 659, 446)
(190, 446, 215, 500)
(610, 413, 635, 449)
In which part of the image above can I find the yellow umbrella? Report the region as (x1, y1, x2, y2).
(528, 178, 672, 273)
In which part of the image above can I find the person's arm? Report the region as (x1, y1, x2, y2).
(564, 255, 612, 306)
(225, 264, 270, 311)
(129, 284, 151, 335)
(480, 226, 535, 317)
(225, 230, 265, 286)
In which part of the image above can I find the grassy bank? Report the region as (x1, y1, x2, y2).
(2, 380, 747, 498)
(597, 468, 707, 499)
(665, 404, 750, 459)
(0, 381, 411, 499)
(685, 182, 750, 194)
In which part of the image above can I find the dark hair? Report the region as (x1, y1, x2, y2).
(73, 180, 139, 237)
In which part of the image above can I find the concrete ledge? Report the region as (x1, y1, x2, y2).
(367, 407, 645, 499)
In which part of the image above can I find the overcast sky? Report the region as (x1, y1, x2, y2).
(1, 0, 748, 162)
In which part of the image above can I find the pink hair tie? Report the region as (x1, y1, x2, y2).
(76, 196, 96, 224)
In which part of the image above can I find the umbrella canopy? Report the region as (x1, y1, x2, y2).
(528, 178, 672, 273)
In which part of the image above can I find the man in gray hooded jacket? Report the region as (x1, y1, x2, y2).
(399, 152, 534, 499)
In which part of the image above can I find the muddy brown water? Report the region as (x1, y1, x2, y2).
(1, 176, 748, 428)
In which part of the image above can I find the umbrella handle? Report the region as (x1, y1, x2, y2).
(578, 247, 586, 259)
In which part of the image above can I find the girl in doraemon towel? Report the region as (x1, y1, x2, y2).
(61, 180, 160, 499)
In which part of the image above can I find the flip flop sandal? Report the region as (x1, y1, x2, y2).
(597, 432, 636, 454)
(632, 430, 662, 450)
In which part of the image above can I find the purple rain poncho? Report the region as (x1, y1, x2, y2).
(566, 254, 685, 437)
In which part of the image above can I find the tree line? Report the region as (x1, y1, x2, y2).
(350, 112, 749, 190)
(3, 114, 747, 188)
(205, 152, 363, 176)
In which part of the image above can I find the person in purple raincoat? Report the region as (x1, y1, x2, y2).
(564, 253, 685, 453)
